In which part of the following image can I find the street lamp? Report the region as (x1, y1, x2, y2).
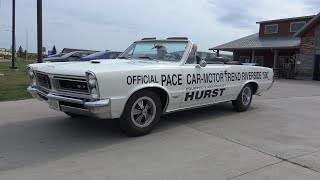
(10, 0, 17, 69)
(37, 0, 43, 63)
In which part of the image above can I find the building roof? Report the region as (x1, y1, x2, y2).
(210, 33, 300, 51)
(294, 12, 320, 37)
(61, 48, 98, 53)
(256, 15, 315, 24)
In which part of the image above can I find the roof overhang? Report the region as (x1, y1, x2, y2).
(256, 15, 315, 24)
(209, 46, 300, 51)
(294, 12, 320, 37)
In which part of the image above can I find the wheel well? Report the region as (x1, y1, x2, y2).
(247, 82, 259, 94)
(133, 87, 169, 112)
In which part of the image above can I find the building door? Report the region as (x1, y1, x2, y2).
(314, 27, 320, 80)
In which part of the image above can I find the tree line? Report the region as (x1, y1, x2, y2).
(15, 45, 57, 58)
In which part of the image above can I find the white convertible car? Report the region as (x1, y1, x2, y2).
(27, 37, 274, 136)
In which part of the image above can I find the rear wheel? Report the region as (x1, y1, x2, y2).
(120, 90, 162, 136)
(232, 84, 253, 112)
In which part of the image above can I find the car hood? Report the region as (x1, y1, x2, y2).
(30, 59, 178, 77)
(42, 57, 63, 61)
(80, 57, 109, 61)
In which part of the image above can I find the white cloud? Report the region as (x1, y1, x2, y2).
(0, 0, 318, 53)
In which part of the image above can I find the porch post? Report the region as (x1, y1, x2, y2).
(216, 50, 220, 57)
(251, 49, 255, 63)
(273, 49, 278, 68)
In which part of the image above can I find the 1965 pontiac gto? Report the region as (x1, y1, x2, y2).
(27, 37, 274, 136)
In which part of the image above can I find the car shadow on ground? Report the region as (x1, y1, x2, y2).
(0, 102, 259, 171)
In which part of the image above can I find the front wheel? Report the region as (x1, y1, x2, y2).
(120, 90, 162, 136)
(232, 84, 253, 112)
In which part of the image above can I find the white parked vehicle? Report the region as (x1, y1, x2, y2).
(27, 37, 274, 136)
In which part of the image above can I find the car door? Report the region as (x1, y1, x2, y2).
(179, 46, 228, 108)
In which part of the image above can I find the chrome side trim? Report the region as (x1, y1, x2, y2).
(165, 99, 232, 114)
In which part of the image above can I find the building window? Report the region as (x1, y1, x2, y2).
(239, 56, 250, 63)
(254, 56, 264, 66)
(264, 24, 278, 34)
(290, 22, 306, 32)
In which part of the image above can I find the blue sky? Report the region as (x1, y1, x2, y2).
(0, 0, 319, 53)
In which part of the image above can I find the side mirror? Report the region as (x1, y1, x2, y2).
(196, 60, 207, 68)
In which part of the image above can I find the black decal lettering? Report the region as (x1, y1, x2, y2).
(137, 76, 142, 84)
(133, 76, 137, 85)
(197, 74, 201, 84)
(204, 90, 211, 99)
(185, 92, 195, 101)
(127, 76, 132, 85)
(192, 74, 197, 84)
(161, 75, 166, 86)
(172, 74, 177, 86)
(143, 75, 148, 84)
(166, 75, 172, 86)
(209, 73, 213, 83)
(227, 73, 231, 82)
(216, 73, 220, 83)
(187, 74, 191, 84)
(220, 88, 226, 96)
(178, 74, 183, 85)
(203, 74, 208, 83)
(195, 91, 204, 100)
(212, 89, 219, 97)
(220, 73, 224, 82)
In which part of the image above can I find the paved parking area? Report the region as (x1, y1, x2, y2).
(0, 79, 319, 179)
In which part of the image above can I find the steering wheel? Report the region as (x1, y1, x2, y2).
(164, 53, 182, 61)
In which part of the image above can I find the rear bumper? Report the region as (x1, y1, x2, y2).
(27, 86, 111, 119)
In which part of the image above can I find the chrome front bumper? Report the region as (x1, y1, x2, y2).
(27, 86, 111, 119)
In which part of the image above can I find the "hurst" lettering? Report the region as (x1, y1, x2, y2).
(184, 88, 226, 101)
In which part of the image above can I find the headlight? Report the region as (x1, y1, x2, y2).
(86, 71, 100, 100)
(88, 74, 97, 87)
(91, 88, 98, 99)
(27, 67, 34, 78)
(27, 67, 36, 86)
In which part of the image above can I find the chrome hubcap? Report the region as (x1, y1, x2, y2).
(131, 97, 156, 128)
(242, 87, 251, 106)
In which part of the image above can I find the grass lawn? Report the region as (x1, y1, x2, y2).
(0, 61, 34, 102)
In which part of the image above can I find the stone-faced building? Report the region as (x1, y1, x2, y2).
(210, 13, 320, 80)
(294, 13, 320, 80)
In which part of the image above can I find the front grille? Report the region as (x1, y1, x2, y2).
(59, 80, 89, 93)
(53, 77, 89, 94)
(36, 73, 51, 89)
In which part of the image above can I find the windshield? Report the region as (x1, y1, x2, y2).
(118, 41, 188, 62)
(61, 52, 77, 58)
(83, 51, 107, 58)
(48, 53, 65, 58)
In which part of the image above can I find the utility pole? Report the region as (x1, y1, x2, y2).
(25, 28, 28, 61)
(37, 0, 43, 63)
(10, 0, 17, 69)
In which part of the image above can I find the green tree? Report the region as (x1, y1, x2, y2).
(17, 46, 24, 57)
(52, 45, 57, 54)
